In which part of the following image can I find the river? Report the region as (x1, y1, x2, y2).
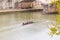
(0, 11, 57, 27)
(0, 11, 59, 40)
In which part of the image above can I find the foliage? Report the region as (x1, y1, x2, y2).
(49, 26, 57, 36)
(49, 0, 60, 36)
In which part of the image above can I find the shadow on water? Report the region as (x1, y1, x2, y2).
(45, 12, 58, 15)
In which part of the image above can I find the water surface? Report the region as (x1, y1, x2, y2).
(0, 11, 57, 27)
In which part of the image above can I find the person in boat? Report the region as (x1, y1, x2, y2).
(22, 21, 34, 25)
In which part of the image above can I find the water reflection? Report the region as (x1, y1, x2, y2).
(0, 11, 57, 27)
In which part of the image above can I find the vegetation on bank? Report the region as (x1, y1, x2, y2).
(49, 0, 60, 36)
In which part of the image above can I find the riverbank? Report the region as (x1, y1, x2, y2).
(0, 8, 43, 13)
